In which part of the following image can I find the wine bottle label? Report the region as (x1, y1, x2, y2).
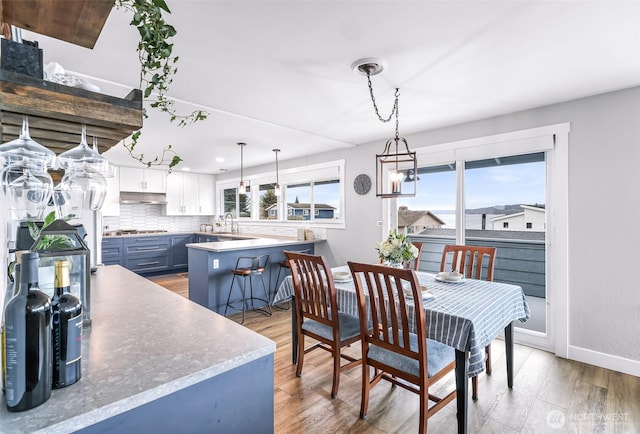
(66, 312, 83, 363)
(4, 296, 27, 407)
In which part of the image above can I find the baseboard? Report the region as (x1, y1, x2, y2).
(567, 345, 640, 377)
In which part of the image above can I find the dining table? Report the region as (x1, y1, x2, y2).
(272, 265, 531, 434)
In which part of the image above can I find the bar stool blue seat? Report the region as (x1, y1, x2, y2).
(224, 254, 272, 323)
(273, 249, 310, 310)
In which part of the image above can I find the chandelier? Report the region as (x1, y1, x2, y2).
(352, 58, 417, 198)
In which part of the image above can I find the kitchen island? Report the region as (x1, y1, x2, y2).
(187, 235, 323, 313)
(0, 265, 276, 433)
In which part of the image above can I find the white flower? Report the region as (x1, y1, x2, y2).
(375, 230, 417, 264)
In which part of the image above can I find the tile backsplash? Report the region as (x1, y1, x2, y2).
(102, 204, 326, 239)
(103, 204, 211, 232)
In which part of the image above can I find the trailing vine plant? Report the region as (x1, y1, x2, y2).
(115, 0, 208, 170)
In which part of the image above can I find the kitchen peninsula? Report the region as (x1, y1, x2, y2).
(187, 235, 323, 313)
(0, 265, 275, 433)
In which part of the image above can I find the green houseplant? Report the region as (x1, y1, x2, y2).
(115, 0, 208, 169)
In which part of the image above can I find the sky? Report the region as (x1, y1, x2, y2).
(399, 161, 545, 211)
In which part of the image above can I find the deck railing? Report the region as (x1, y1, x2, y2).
(410, 233, 546, 298)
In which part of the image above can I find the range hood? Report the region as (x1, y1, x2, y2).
(119, 192, 168, 204)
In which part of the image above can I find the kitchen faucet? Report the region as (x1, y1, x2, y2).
(224, 212, 239, 234)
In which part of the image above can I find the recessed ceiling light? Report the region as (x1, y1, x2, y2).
(215, 157, 225, 163)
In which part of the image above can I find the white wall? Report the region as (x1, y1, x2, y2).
(218, 85, 640, 373)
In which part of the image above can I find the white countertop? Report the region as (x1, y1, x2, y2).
(186, 235, 322, 252)
(0, 265, 275, 433)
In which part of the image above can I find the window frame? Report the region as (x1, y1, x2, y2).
(387, 123, 570, 356)
(215, 159, 345, 228)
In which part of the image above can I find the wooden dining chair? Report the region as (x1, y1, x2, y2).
(285, 251, 361, 398)
(404, 241, 424, 271)
(348, 261, 456, 434)
(440, 244, 497, 400)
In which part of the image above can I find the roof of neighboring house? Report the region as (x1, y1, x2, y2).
(490, 204, 545, 222)
(397, 206, 446, 227)
(265, 202, 336, 211)
(490, 212, 524, 222)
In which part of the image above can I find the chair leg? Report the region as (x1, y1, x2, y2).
(485, 344, 492, 375)
(241, 276, 247, 324)
(259, 274, 273, 316)
(331, 345, 341, 398)
(419, 385, 428, 434)
(295, 333, 305, 378)
(360, 363, 370, 418)
(224, 274, 237, 317)
(472, 375, 479, 401)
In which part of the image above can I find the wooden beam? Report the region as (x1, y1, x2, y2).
(0, 70, 142, 155)
(1, 0, 114, 49)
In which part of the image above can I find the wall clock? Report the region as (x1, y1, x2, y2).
(353, 174, 372, 195)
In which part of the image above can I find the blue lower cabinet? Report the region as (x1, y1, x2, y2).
(171, 234, 193, 270)
(123, 236, 171, 274)
(124, 254, 170, 274)
(103, 234, 195, 275)
(101, 237, 124, 266)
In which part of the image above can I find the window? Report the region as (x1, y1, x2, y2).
(259, 183, 277, 220)
(398, 164, 456, 232)
(526, 222, 533, 229)
(223, 188, 236, 215)
(313, 179, 340, 220)
(239, 186, 251, 218)
(221, 186, 251, 218)
(503, 222, 509, 228)
(286, 183, 311, 221)
(215, 159, 345, 227)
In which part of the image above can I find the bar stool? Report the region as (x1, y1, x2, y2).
(272, 249, 310, 310)
(224, 254, 272, 324)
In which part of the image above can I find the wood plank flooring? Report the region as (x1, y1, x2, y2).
(149, 273, 640, 433)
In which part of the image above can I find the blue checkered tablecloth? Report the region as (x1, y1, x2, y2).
(273, 266, 530, 377)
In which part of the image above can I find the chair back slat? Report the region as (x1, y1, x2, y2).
(349, 262, 427, 371)
(440, 245, 497, 281)
(286, 251, 337, 329)
(404, 241, 424, 271)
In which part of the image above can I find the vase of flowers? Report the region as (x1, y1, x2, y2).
(376, 230, 419, 268)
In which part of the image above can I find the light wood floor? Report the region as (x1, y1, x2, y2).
(148, 273, 640, 433)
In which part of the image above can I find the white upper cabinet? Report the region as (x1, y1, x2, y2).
(197, 174, 214, 215)
(164, 172, 214, 216)
(119, 167, 166, 193)
(102, 167, 120, 217)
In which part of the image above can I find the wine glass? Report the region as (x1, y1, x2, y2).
(58, 125, 114, 178)
(2, 160, 53, 220)
(56, 167, 107, 216)
(0, 116, 56, 170)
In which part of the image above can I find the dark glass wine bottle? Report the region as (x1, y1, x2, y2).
(2, 264, 20, 394)
(4, 251, 52, 412)
(51, 259, 82, 389)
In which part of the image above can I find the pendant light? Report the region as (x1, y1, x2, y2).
(352, 58, 417, 198)
(237, 142, 246, 194)
(273, 148, 281, 196)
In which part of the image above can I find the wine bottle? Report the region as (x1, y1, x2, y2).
(2, 264, 20, 394)
(51, 259, 82, 389)
(4, 251, 52, 412)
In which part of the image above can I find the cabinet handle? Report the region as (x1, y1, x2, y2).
(138, 261, 160, 266)
(134, 247, 163, 251)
